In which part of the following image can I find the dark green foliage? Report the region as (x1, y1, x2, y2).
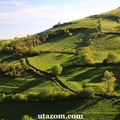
(8, 34, 41, 49)
(0, 62, 23, 77)
(2, 94, 26, 102)
(77, 87, 95, 99)
(75, 38, 83, 44)
(87, 39, 95, 46)
(21, 115, 34, 120)
(1, 46, 13, 54)
(0, 94, 6, 102)
(63, 29, 73, 36)
(25, 46, 39, 56)
(51, 64, 63, 75)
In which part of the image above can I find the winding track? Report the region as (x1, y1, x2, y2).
(20, 53, 76, 93)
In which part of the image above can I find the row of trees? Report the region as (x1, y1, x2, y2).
(10, 34, 41, 48)
(0, 62, 25, 77)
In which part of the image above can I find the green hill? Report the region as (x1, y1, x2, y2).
(0, 7, 120, 120)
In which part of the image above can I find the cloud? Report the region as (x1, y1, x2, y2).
(0, 5, 72, 23)
(0, 0, 28, 4)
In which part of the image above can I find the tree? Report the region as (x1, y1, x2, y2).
(76, 38, 83, 44)
(80, 54, 95, 65)
(78, 47, 94, 65)
(106, 52, 120, 64)
(21, 115, 34, 120)
(78, 87, 95, 98)
(102, 71, 116, 94)
(98, 16, 102, 33)
(52, 64, 63, 75)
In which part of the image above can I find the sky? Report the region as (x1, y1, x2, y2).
(0, 0, 120, 39)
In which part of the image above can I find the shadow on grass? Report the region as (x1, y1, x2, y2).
(0, 98, 101, 120)
(65, 67, 103, 82)
(1, 98, 119, 120)
(12, 77, 46, 94)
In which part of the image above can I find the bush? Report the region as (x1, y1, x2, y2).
(87, 39, 95, 46)
(77, 47, 94, 65)
(106, 52, 120, 64)
(76, 38, 83, 44)
(80, 54, 95, 65)
(78, 87, 95, 99)
(51, 64, 63, 75)
(0, 94, 6, 102)
(68, 32, 73, 36)
(21, 115, 34, 120)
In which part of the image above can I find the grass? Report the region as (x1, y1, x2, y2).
(36, 33, 81, 51)
(28, 53, 76, 71)
(61, 66, 120, 93)
(0, 72, 61, 95)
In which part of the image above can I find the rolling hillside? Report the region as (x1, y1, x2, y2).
(0, 7, 120, 120)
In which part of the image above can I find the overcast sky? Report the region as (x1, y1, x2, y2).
(0, 0, 120, 39)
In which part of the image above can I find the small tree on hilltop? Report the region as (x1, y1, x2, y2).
(102, 70, 116, 94)
(52, 64, 63, 76)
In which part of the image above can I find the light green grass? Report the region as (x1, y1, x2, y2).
(28, 53, 76, 71)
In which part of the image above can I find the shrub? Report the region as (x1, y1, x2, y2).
(0, 94, 6, 102)
(76, 38, 83, 44)
(14, 94, 26, 101)
(26, 46, 39, 56)
(80, 47, 92, 56)
(78, 87, 95, 99)
(87, 39, 94, 46)
(77, 47, 95, 65)
(21, 115, 34, 120)
(106, 52, 120, 64)
(80, 54, 95, 65)
(68, 32, 73, 36)
(51, 64, 63, 75)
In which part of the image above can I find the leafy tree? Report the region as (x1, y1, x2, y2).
(21, 115, 34, 120)
(78, 87, 95, 98)
(68, 32, 73, 36)
(52, 64, 63, 75)
(87, 39, 94, 46)
(76, 38, 83, 44)
(80, 54, 94, 65)
(106, 52, 120, 64)
(81, 47, 91, 56)
(78, 47, 94, 65)
(98, 16, 102, 33)
(27, 46, 38, 55)
(102, 71, 116, 94)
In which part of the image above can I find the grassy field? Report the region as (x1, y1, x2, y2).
(0, 72, 61, 95)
